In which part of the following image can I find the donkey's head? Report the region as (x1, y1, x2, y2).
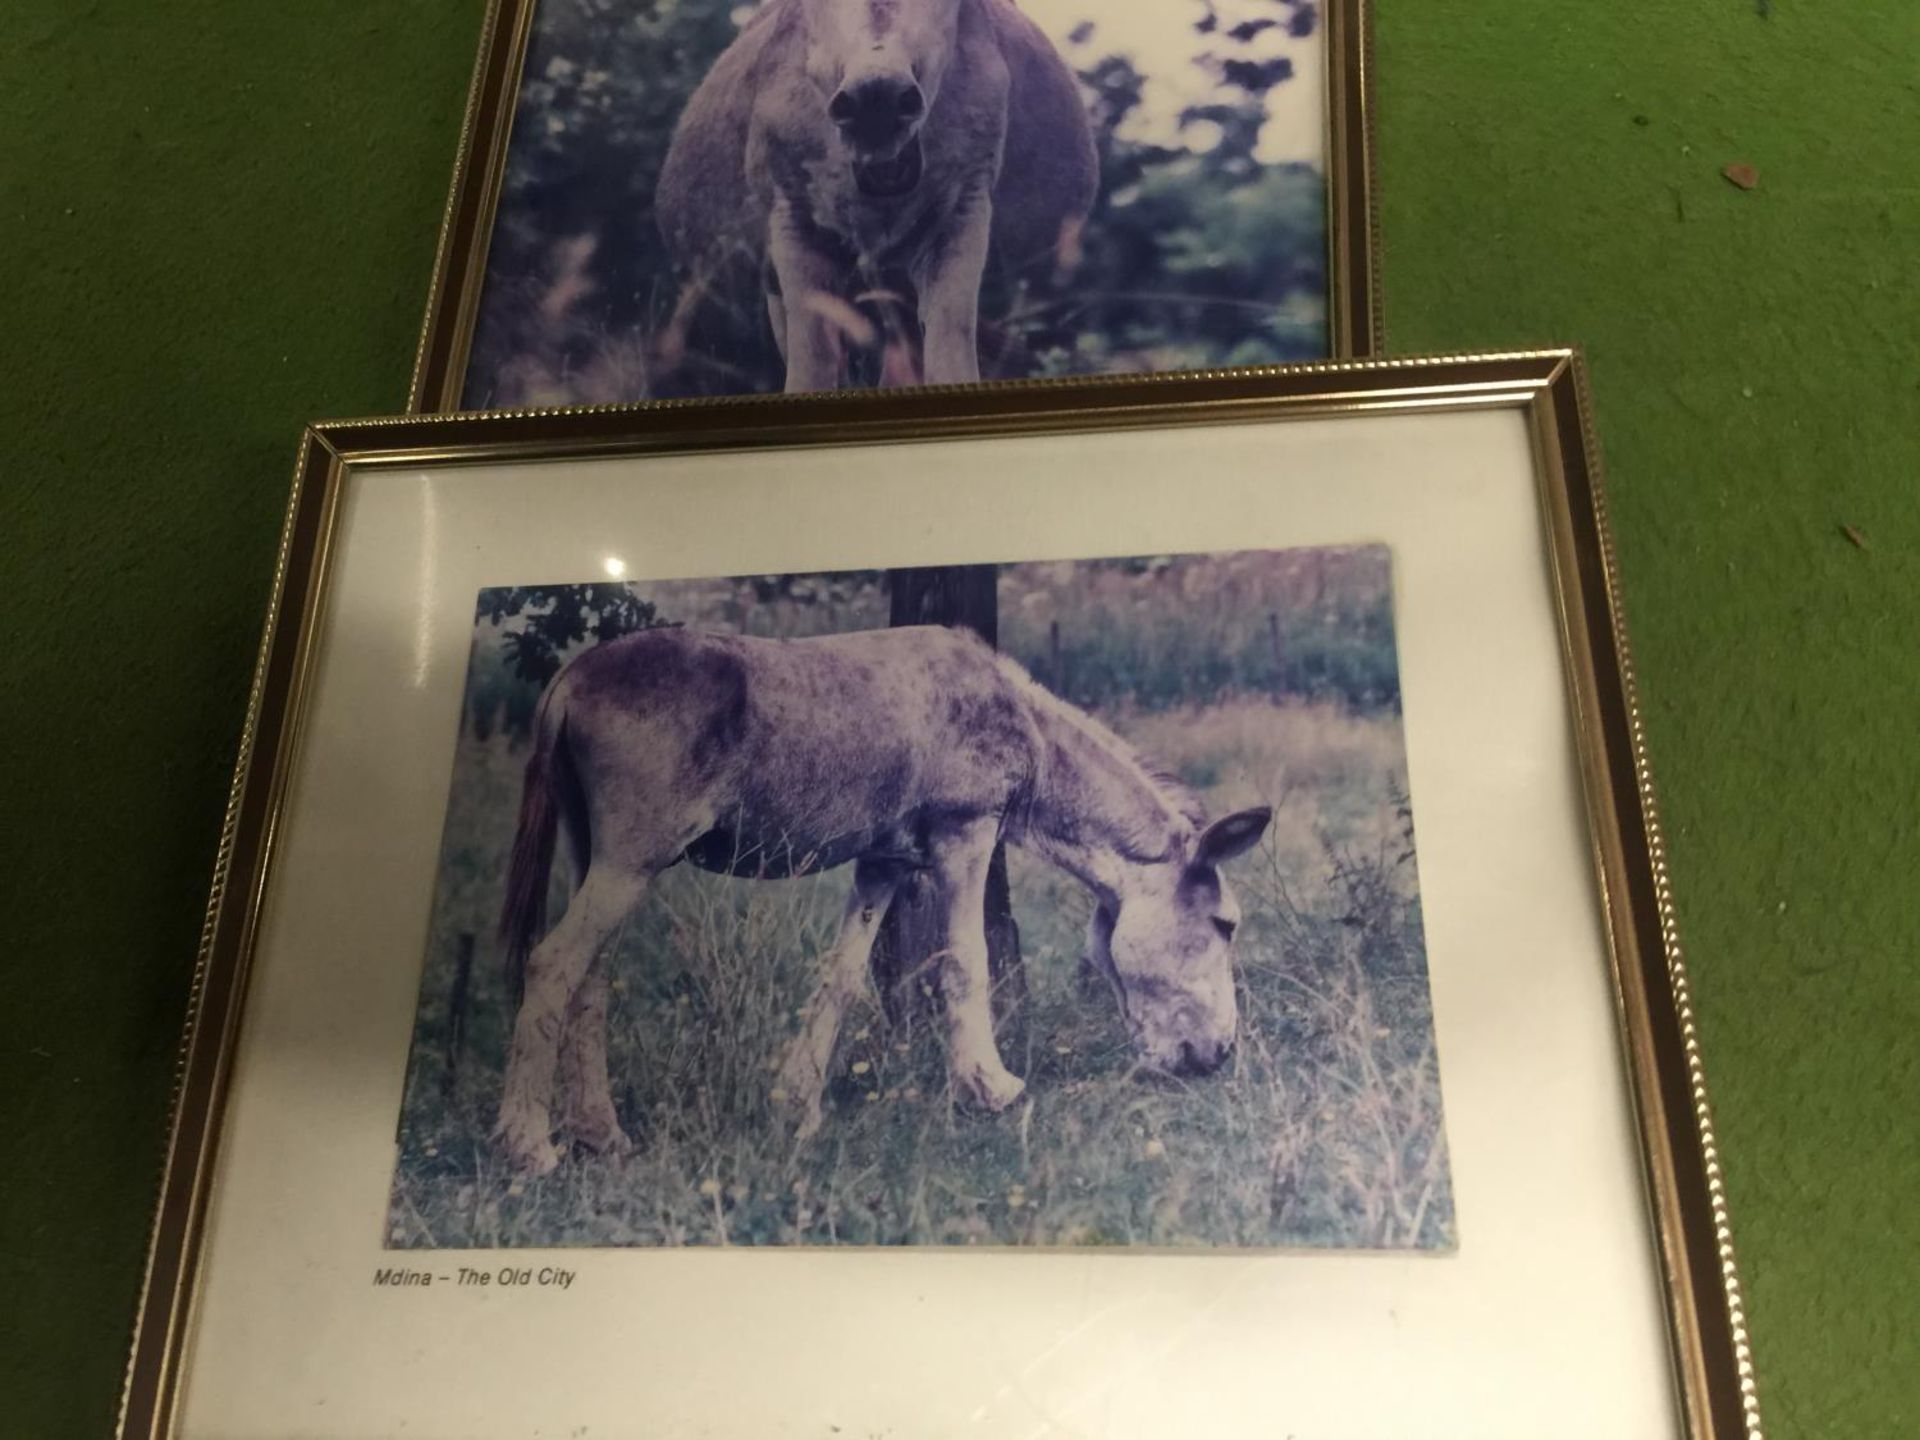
(1091, 808, 1272, 1077)
(800, 0, 964, 197)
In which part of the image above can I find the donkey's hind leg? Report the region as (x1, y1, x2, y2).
(557, 951, 629, 1157)
(777, 858, 901, 1140)
(553, 826, 629, 1157)
(497, 866, 647, 1176)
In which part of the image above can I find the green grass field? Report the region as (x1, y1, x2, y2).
(388, 557, 1453, 1251)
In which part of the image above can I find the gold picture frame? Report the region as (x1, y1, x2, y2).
(121, 353, 1758, 1438)
(407, 0, 1383, 415)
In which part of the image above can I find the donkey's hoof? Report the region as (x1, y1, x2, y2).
(956, 1065, 1026, 1115)
(507, 1142, 562, 1178)
(773, 1049, 825, 1113)
(570, 1123, 633, 1159)
(772, 1084, 826, 1142)
(496, 1119, 563, 1177)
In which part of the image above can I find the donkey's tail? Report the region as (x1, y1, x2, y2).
(499, 682, 586, 1007)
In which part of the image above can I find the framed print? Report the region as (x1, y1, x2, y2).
(121, 353, 1761, 1439)
(408, 0, 1380, 413)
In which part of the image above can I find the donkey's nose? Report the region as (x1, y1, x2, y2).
(829, 74, 925, 150)
(1173, 1038, 1233, 1076)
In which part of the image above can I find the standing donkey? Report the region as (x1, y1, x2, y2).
(655, 0, 1098, 390)
(495, 625, 1270, 1176)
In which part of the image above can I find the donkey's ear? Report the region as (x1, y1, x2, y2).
(1193, 807, 1272, 870)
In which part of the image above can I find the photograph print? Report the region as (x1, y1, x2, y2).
(460, 0, 1341, 406)
(388, 546, 1454, 1251)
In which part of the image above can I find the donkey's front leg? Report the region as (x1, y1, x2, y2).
(777, 859, 901, 1139)
(768, 199, 847, 394)
(931, 818, 1026, 1113)
(496, 868, 646, 1176)
(914, 189, 992, 386)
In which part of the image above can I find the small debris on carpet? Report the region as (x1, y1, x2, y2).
(1723, 162, 1760, 190)
(1840, 524, 1870, 552)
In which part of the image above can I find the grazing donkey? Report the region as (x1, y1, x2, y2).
(495, 625, 1270, 1176)
(655, 0, 1098, 391)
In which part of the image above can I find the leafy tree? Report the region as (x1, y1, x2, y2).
(463, 0, 774, 405)
(477, 583, 672, 689)
(1006, 2, 1327, 377)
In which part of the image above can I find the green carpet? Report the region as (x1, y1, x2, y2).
(1, 2, 1914, 1435)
